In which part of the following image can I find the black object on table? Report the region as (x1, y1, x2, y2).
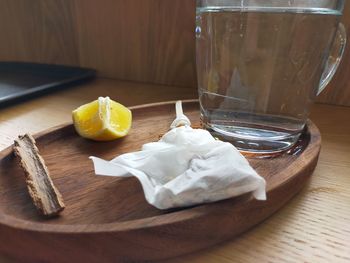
(0, 62, 96, 107)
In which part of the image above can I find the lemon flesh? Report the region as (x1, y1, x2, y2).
(72, 97, 132, 141)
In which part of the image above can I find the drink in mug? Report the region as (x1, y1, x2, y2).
(196, 0, 346, 153)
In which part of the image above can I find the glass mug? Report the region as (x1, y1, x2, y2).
(196, 0, 346, 153)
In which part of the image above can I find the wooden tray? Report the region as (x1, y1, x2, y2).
(0, 100, 321, 262)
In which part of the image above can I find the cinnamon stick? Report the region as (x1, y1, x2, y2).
(13, 134, 65, 217)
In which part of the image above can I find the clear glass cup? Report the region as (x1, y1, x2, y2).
(196, 0, 346, 153)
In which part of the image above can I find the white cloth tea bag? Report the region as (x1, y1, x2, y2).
(90, 101, 266, 209)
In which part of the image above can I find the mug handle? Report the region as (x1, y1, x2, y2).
(318, 22, 347, 96)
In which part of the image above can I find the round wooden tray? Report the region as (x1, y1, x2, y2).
(0, 100, 321, 262)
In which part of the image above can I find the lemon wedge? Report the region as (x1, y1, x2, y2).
(72, 97, 132, 141)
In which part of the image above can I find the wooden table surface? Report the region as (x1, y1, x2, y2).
(0, 79, 349, 263)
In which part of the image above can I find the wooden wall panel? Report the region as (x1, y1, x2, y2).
(0, 0, 79, 66)
(0, 0, 350, 106)
(0, 0, 196, 88)
(75, 0, 196, 87)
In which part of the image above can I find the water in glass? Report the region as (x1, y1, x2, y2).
(196, 7, 341, 152)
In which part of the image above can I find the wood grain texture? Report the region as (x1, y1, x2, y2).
(0, 0, 79, 66)
(13, 134, 65, 217)
(0, 80, 349, 262)
(1, 0, 349, 106)
(0, 101, 321, 262)
(0, 0, 196, 87)
(74, 0, 196, 86)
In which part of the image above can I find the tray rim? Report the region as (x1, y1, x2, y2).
(0, 100, 321, 234)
